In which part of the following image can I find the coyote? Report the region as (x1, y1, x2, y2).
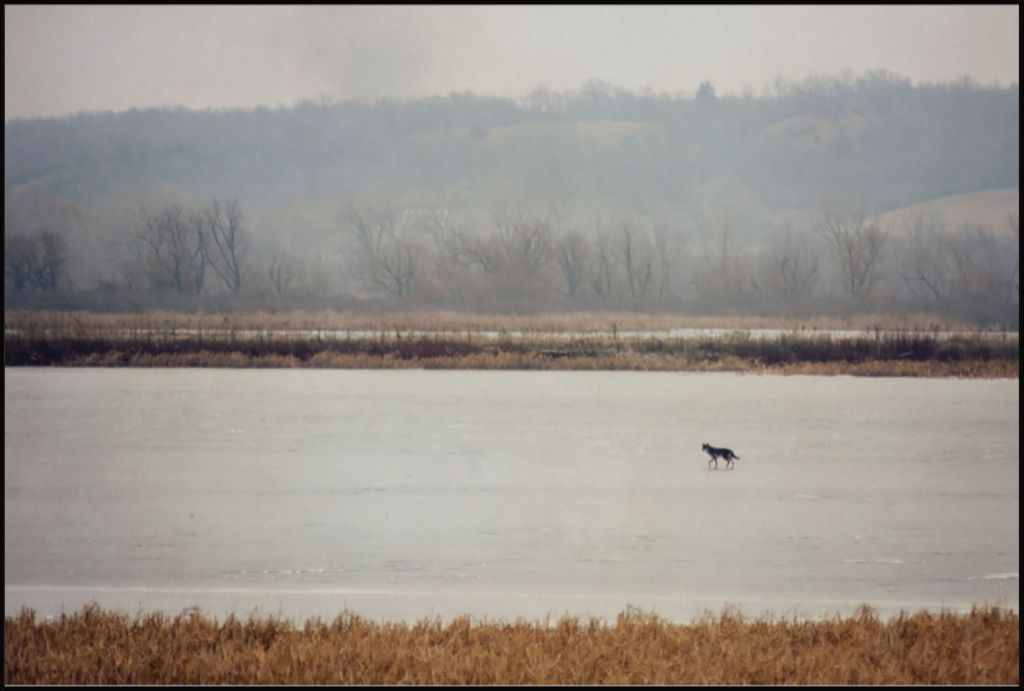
(702, 443, 740, 469)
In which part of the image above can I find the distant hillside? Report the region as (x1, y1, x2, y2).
(879, 188, 1019, 234)
(5, 73, 1018, 221)
(758, 112, 865, 150)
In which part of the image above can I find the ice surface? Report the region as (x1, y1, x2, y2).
(5, 368, 1018, 622)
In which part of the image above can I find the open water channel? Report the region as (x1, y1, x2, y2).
(5, 368, 1018, 623)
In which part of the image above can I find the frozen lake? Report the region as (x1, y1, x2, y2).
(5, 368, 1018, 623)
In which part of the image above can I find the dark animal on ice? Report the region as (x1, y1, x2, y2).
(702, 443, 740, 469)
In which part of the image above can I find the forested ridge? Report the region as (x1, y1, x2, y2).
(5, 72, 1019, 325)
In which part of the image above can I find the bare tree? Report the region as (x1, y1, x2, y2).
(344, 204, 423, 299)
(4, 231, 67, 293)
(900, 213, 1017, 323)
(947, 225, 1018, 318)
(553, 227, 591, 299)
(587, 217, 617, 303)
(33, 231, 68, 291)
(651, 220, 681, 302)
(900, 211, 950, 304)
(425, 206, 464, 263)
(620, 221, 654, 303)
(423, 203, 471, 305)
(456, 232, 500, 275)
(138, 203, 206, 294)
(4, 235, 37, 292)
(771, 249, 819, 301)
(4, 197, 75, 294)
(198, 198, 247, 293)
(465, 203, 559, 309)
(813, 204, 888, 300)
(748, 225, 819, 312)
(491, 205, 553, 278)
(118, 239, 147, 293)
(691, 207, 752, 311)
(267, 247, 293, 296)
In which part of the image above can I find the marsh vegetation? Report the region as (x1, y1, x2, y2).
(4, 605, 1018, 685)
(5, 309, 1017, 377)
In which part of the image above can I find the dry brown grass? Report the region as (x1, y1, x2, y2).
(97, 350, 1014, 378)
(4, 605, 1017, 685)
(5, 309, 1018, 378)
(3, 308, 986, 336)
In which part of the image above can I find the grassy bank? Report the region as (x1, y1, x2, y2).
(5, 605, 1017, 685)
(1, 307, 989, 334)
(4, 310, 1019, 377)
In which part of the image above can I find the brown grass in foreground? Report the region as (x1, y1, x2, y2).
(4, 605, 1018, 685)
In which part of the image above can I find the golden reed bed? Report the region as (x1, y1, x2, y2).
(5, 605, 1018, 685)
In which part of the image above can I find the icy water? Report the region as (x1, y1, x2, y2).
(5, 368, 1018, 623)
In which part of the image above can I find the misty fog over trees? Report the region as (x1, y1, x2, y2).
(4, 71, 1019, 326)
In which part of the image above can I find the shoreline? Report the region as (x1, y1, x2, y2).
(5, 336, 1018, 378)
(6, 309, 1018, 378)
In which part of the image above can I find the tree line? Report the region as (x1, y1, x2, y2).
(6, 195, 1018, 327)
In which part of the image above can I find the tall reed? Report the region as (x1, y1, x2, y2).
(5, 605, 1017, 685)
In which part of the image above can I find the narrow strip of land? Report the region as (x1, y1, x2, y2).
(4, 310, 1018, 377)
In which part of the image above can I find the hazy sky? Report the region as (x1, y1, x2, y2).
(5, 5, 1019, 120)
